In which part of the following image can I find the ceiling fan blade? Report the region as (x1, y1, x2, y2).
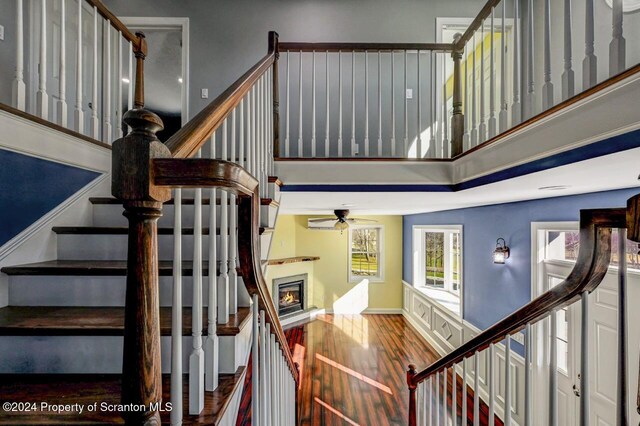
(308, 218, 338, 223)
(347, 218, 378, 223)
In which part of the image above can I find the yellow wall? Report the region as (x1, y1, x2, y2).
(266, 214, 403, 312)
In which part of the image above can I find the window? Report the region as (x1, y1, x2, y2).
(413, 226, 463, 295)
(349, 226, 384, 282)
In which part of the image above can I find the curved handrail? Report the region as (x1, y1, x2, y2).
(84, 0, 140, 46)
(409, 207, 626, 386)
(152, 158, 300, 382)
(165, 52, 276, 159)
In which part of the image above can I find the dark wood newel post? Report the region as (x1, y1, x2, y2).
(112, 106, 171, 424)
(407, 364, 417, 426)
(450, 33, 464, 157)
(269, 31, 280, 159)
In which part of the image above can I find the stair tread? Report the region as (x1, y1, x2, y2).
(0, 368, 245, 425)
(1, 260, 239, 276)
(52, 226, 273, 235)
(0, 306, 250, 336)
(89, 196, 277, 206)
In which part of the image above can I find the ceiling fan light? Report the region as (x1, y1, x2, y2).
(334, 221, 349, 231)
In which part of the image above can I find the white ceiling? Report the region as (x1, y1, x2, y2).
(279, 147, 640, 215)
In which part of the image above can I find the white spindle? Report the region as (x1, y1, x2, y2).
(265, 324, 272, 424)
(430, 51, 437, 157)
(249, 87, 255, 176)
(442, 58, 448, 158)
(417, 51, 422, 158)
(488, 8, 496, 139)
(311, 51, 316, 157)
(505, 335, 512, 426)
(473, 353, 479, 426)
(428, 377, 433, 426)
(562, 0, 575, 100)
(452, 363, 457, 426)
(616, 229, 628, 424)
(542, 0, 554, 110)
(512, 0, 522, 126)
(549, 311, 558, 426)
(435, 370, 440, 424)
(499, 0, 507, 133)
(325, 51, 330, 157)
(189, 150, 205, 415)
(285, 51, 290, 157)
(12, 0, 26, 111)
(171, 188, 183, 425)
(583, 0, 597, 89)
(298, 51, 303, 156)
(251, 295, 259, 425)
(488, 344, 495, 424)
(57, 0, 68, 127)
(525, 323, 532, 426)
(377, 51, 382, 157)
(36, 0, 48, 119)
(259, 312, 268, 426)
(471, 34, 478, 147)
(351, 51, 356, 156)
(579, 294, 589, 425)
(609, 0, 625, 76)
(74, 0, 83, 132)
(526, 0, 535, 119)
(403, 50, 408, 157)
(364, 51, 370, 157)
(91, 6, 99, 139)
(338, 51, 343, 157)
(240, 99, 245, 169)
(103, 22, 112, 142)
(205, 133, 219, 394)
(391, 52, 396, 157)
(229, 109, 238, 315)
(128, 42, 133, 112)
(218, 119, 230, 325)
(479, 22, 486, 144)
(443, 368, 448, 425)
(116, 34, 123, 137)
(462, 357, 467, 424)
(270, 334, 278, 425)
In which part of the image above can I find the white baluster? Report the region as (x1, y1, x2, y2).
(205, 133, 219, 394)
(298, 51, 303, 157)
(266, 325, 273, 425)
(430, 51, 437, 157)
(325, 51, 330, 157)
(505, 335, 512, 426)
(57, 0, 67, 127)
(616, 229, 628, 424)
(562, 0, 575, 100)
(391, 52, 397, 157)
(116, 34, 123, 137)
(462, 357, 467, 425)
(218, 119, 230, 325)
(73, 0, 83, 132)
(403, 50, 408, 157)
(251, 295, 259, 425)
(240, 99, 245, 169)
(462, 45, 470, 152)
(512, 0, 522, 126)
(473, 353, 479, 426)
(443, 368, 448, 425)
(103, 22, 112, 142)
(36, 0, 48, 119)
(351, 51, 356, 156)
(128, 42, 133, 112)
(479, 22, 486, 144)
(579, 295, 589, 425)
(311, 51, 316, 157)
(171, 188, 183, 425)
(452, 363, 457, 426)
(259, 311, 268, 426)
(377, 51, 382, 157)
(364, 51, 370, 157)
(229, 109, 238, 314)
(285, 51, 290, 157)
(526, 0, 535, 119)
(417, 51, 422, 158)
(525, 323, 532, 426)
(542, 0, 554, 110)
(609, 0, 625, 76)
(248, 87, 254, 175)
(338, 51, 343, 157)
(12, 0, 26, 111)
(488, 344, 495, 424)
(428, 376, 433, 426)
(90, 6, 99, 139)
(499, 0, 508, 133)
(271, 333, 277, 425)
(583, 0, 597, 89)
(189, 149, 205, 415)
(549, 311, 558, 426)
(488, 8, 496, 139)
(442, 57, 448, 158)
(471, 34, 478, 147)
(436, 370, 440, 424)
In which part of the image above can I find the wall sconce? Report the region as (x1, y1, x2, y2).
(493, 238, 510, 264)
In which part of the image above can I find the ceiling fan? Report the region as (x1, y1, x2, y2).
(308, 209, 376, 233)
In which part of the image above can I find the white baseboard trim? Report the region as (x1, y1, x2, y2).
(0, 173, 109, 262)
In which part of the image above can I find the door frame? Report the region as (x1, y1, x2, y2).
(120, 17, 190, 126)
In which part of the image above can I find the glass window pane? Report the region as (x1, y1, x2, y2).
(610, 229, 640, 270)
(425, 232, 445, 287)
(351, 227, 381, 278)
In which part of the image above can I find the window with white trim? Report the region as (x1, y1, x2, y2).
(413, 226, 463, 295)
(349, 225, 384, 282)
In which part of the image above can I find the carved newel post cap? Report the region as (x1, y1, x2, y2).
(123, 108, 164, 136)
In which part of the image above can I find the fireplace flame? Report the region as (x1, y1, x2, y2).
(281, 291, 296, 305)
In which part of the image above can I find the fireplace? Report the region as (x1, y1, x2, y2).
(273, 274, 308, 317)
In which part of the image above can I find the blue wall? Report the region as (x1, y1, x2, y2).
(403, 187, 640, 331)
(0, 149, 100, 246)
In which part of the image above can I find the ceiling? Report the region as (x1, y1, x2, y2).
(279, 147, 640, 215)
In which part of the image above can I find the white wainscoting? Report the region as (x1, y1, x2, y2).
(402, 281, 526, 425)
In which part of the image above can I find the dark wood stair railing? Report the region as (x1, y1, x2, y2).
(406, 204, 639, 425)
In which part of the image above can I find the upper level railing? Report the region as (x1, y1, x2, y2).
(3, 0, 143, 144)
(275, 0, 640, 160)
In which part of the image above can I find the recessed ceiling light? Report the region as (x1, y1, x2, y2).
(122, 77, 130, 84)
(178, 77, 183, 83)
(538, 185, 571, 191)
(342, 203, 356, 207)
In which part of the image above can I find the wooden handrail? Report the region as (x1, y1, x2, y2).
(152, 158, 300, 382)
(165, 53, 276, 159)
(279, 42, 455, 52)
(84, 0, 140, 47)
(409, 207, 626, 386)
(454, 0, 501, 49)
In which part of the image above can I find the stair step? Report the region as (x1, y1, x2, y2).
(0, 306, 250, 337)
(2, 260, 237, 276)
(0, 368, 245, 425)
(89, 196, 278, 206)
(52, 226, 272, 235)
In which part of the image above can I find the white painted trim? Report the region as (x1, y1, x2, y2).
(120, 17, 190, 123)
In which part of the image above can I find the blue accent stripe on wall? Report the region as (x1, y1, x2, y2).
(0, 149, 100, 246)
